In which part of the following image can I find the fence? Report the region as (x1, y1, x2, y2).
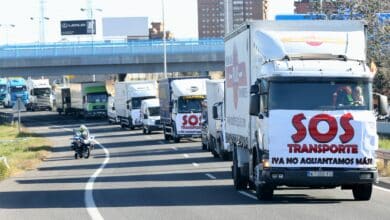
(0, 112, 13, 124)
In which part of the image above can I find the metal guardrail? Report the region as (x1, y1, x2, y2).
(377, 121, 390, 135)
(0, 38, 224, 58)
(377, 149, 390, 167)
(0, 112, 13, 124)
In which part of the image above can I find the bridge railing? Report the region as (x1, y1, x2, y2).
(0, 38, 224, 58)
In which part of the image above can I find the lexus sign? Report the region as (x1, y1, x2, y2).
(61, 20, 96, 35)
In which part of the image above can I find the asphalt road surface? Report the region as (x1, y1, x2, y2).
(0, 111, 389, 220)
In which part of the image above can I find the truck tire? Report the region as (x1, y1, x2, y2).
(255, 184, 274, 200)
(202, 143, 207, 150)
(143, 127, 146, 134)
(163, 125, 170, 141)
(352, 183, 372, 201)
(232, 146, 248, 190)
(222, 151, 231, 161)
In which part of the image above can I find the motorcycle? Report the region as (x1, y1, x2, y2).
(70, 129, 95, 159)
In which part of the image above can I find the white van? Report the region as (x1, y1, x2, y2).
(140, 98, 161, 134)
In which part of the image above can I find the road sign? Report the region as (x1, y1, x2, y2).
(61, 19, 96, 35)
(13, 97, 26, 112)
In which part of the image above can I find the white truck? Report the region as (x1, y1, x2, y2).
(140, 98, 161, 134)
(107, 95, 119, 124)
(55, 82, 107, 117)
(114, 81, 157, 129)
(225, 20, 388, 201)
(159, 77, 208, 143)
(206, 79, 231, 160)
(26, 78, 54, 111)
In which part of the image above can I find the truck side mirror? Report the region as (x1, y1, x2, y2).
(212, 105, 218, 119)
(30, 90, 33, 96)
(112, 106, 115, 111)
(249, 94, 260, 116)
(378, 94, 389, 116)
(250, 84, 259, 94)
(144, 114, 148, 119)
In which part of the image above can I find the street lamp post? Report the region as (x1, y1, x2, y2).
(162, 0, 167, 78)
(0, 24, 16, 45)
(81, 3, 102, 82)
(30, 17, 49, 43)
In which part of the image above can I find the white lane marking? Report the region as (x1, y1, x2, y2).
(171, 146, 178, 151)
(374, 185, 390, 193)
(238, 191, 257, 200)
(183, 154, 189, 158)
(205, 173, 216, 180)
(145, 135, 152, 139)
(192, 162, 199, 167)
(85, 140, 110, 220)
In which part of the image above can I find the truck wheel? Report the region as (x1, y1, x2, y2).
(233, 147, 248, 190)
(174, 136, 181, 143)
(147, 129, 152, 134)
(163, 126, 170, 141)
(222, 151, 231, 161)
(256, 184, 274, 200)
(202, 143, 207, 150)
(352, 183, 372, 201)
(143, 128, 146, 134)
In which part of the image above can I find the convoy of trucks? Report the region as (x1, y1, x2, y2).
(3, 77, 29, 108)
(1, 18, 389, 204)
(159, 77, 208, 143)
(55, 82, 107, 117)
(205, 79, 231, 160)
(140, 98, 161, 134)
(224, 20, 388, 201)
(115, 80, 157, 129)
(26, 78, 54, 111)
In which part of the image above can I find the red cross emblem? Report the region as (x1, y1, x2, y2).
(226, 45, 247, 109)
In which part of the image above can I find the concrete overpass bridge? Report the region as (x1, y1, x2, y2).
(0, 39, 224, 77)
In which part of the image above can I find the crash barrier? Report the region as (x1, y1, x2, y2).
(377, 121, 390, 135)
(377, 149, 390, 168)
(0, 112, 13, 124)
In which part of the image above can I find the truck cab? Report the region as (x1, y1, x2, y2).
(0, 78, 7, 106)
(26, 78, 54, 111)
(3, 77, 29, 108)
(225, 20, 387, 201)
(159, 77, 208, 143)
(140, 98, 161, 134)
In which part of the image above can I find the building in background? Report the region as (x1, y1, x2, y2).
(197, 0, 262, 38)
(294, 0, 337, 14)
(148, 22, 174, 40)
(102, 17, 149, 41)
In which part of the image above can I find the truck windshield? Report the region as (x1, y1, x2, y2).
(148, 107, 160, 116)
(178, 97, 203, 113)
(269, 80, 371, 110)
(33, 88, 51, 96)
(132, 96, 155, 109)
(0, 85, 5, 93)
(10, 86, 27, 93)
(87, 93, 107, 103)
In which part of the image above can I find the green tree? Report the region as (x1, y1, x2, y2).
(311, 0, 390, 96)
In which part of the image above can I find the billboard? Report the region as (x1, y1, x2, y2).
(61, 20, 96, 35)
(102, 17, 148, 38)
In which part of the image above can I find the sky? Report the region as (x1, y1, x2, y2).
(0, 0, 198, 44)
(0, 0, 295, 45)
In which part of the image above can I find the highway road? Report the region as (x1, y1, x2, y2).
(0, 111, 390, 220)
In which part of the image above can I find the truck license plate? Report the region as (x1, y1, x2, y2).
(307, 171, 333, 177)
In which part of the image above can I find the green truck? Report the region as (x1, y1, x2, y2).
(55, 82, 107, 117)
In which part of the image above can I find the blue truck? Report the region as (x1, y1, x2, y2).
(3, 77, 29, 108)
(0, 78, 6, 106)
